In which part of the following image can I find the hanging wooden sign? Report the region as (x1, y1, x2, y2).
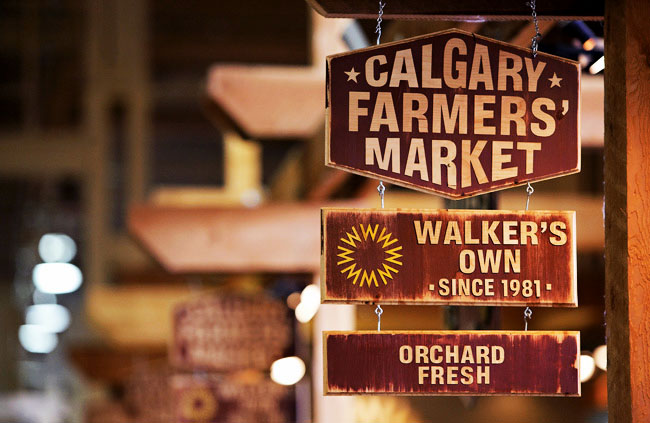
(171, 373, 290, 423)
(170, 295, 291, 371)
(324, 331, 580, 396)
(321, 208, 577, 306)
(326, 29, 580, 198)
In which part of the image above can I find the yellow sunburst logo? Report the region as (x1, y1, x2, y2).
(336, 223, 403, 287)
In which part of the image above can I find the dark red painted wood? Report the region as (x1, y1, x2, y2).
(324, 331, 580, 396)
(326, 29, 580, 198)
(322, 208, 577, 306)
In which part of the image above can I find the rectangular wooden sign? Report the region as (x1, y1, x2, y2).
(171, 373, 290, 423)
(326, 29, 581, 198)
(324, 331, 580, 396)
(171, 295, 291, 371)
(321, 208, 577, 306)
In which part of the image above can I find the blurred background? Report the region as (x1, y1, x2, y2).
(0, 1, 606, 422)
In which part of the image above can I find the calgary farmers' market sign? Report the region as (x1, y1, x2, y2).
(326, 29, 580, 199)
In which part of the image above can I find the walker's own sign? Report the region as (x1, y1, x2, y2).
(326, 29, 580, 198)
(324, 331, 580, 396)
(321, 208, 577, 306)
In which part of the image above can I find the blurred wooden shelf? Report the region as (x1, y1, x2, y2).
(206, 65, 325, 140)
(128, 201, 365, 273)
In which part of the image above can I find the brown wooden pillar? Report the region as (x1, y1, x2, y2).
(605, 0, 650, 421)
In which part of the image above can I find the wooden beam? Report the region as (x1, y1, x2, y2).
(604, 0, 650, 421)
(128, 202, 365, 273)
(205, 65, 324, 140)
(306, 0, 604, 20)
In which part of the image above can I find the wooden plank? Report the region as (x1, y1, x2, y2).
(324, 331, 580, 396)
(604, 0, 650, 421)
(321, 208, 577, 306)
(307, 0, 604, 20)
(128, 202, 364, 273)
(206, 65, 324, 140)
(326, 29, 581, 199)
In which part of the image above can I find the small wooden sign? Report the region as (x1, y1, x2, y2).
(170, 295, 291, 371)
(321, 208, 577, 306)
(171, 373, 290, 423)
(326, 29, 580, 198)
(324, 331, 580, 396)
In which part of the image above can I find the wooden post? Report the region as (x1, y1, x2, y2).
(605, 0, 650, 421)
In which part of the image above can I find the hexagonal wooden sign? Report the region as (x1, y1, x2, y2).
(326, 29, 581, 199)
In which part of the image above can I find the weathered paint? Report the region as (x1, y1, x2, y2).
(322, 208, 577, 306)
(324, 331, 580, 396)
(326, 29, 580, 198)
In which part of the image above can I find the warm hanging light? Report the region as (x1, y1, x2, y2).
(593, 345, 607, 371)
(295, 284, 320, 323)
(270, 356, 306, 385)
(580, 354, 596, 383)
(589, 56, 605, 74)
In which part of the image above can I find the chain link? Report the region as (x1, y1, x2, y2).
(527, 0, 542, 57)
(375, 1, 386, 45)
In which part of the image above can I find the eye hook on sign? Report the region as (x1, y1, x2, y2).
(525, 182, 534, 211)
(375, 304, 384, 331)
(524, 306, 533, 330)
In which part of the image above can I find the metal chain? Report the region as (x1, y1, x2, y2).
(525, 182, 534, 210)
(527, 0, 541, 57)
(524, 307, 533, 330)
(374, 1, 386, 45)
(374, 0, 386, 332)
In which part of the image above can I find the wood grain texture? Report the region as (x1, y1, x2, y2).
(206, 65, 324, 140)
(128, 203, 347, 273)
(307, 0, 604, 20)
(324, 331, 580, 396)
(326, 29, 581, 199)
(605, 1, 650, 422)
(322, 208, 577, 306)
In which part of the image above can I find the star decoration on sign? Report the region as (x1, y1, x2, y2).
(549, 72, 562, 88)
(345, 67, 360, 83)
